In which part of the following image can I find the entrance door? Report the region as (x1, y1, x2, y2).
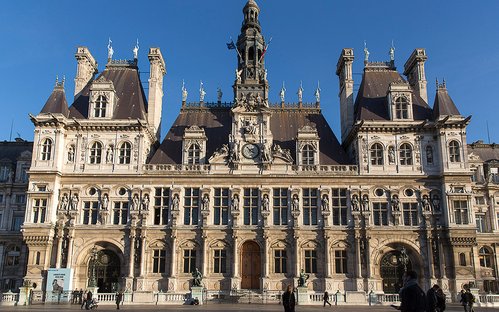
(380, 250, 413, 293)
(88, 249, 121, 293)
(241, 241, 261, 289)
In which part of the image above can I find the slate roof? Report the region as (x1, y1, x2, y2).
(468, 141, 499, 162)
(149, 107, 351, 165)
(432, 86, 461, 119)
(354, 68, 432, 121)
(69, 63, 148, 120)
(40, 85, 69, 117)
(0, 141, 33, 163)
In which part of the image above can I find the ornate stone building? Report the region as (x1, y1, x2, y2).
(19, 0, 498, 303)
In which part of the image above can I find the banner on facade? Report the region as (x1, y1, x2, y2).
(46, 268, 73, 302)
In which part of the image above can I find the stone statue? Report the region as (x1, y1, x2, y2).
(217, 87, 223, 102)
(361, 195, 369, 211)
(236, 69, 242, 83)
(192, 268, 203, 287)
(106, 146, 114, 163)
(199, 81, 206, 102)
(101, 194, 109, 210)
(142, 194, 150, 211)
(297, 83, 304, 102)
(172, 194, 180, 211)
(391, 195, 400, 211)
(264, 69, 268, 81)
(351, 194, 360, 211)
(202, 194, 210, 211)
(315, 82, 321, 103)
(389, 41, 395, 61)
(321, 194, 329, 211)
(68, 146, 75, 163)
(243, 119, 257, 135)
(108, 38, 114, 60)
(70, 194, 79, 210)
(133, 39, 139, 59)
(432, 195, 440, 211)
(363, 40, 369, 62)
(60, 194, 69, 210)
(422, 195, 431, 212)
(280, 83, 286, 102)
(291, 194, 299, 211)
(262, 143, 272, 162)
(182, 80, 188, 102)
(132, 194, 140, 210)
(262, 194, 270, 211)
(298, 269, 309, 287)
(388, 146, 395, 164)
(231, 194, 240, 211)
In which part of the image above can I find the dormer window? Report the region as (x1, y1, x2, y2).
(41, 138, 52, 161)
(388, 82, 413, 121)
(449, 140, 461, 162)
(94, 95, 107, 117)
(394, 97, 409, 119)
(187, 144, 201, 165)
(118, 142, 132, 164)
(89, 142, 103, 164)
(182, 126, 207, 165)
(302, 144, 315, 165)
(296, 126, 320, 167)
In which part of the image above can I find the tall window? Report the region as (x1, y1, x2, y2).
(119, 142, 132, 164)
(449, 140, 461, 162)
(214, 188, 229, 225)
(153, 249, 166, 273)
(32, 199, 47, 223)
(11, 216, 23, 231)
(274, 249, 287, 273)
(273, 188, 288, 225)
(373, 202, 388, 226)
(403, 203, 419, 226)
(303, 188, 318, 225)
(83, 201, 99, 225)
(41, 138, 52, 161)
(184, 188, 199, 225)
(94, 95, 107, 118)
(476, 214, 487, 233)
(0, 166, 9, 181)
(479, 247, 493, 268)
(454, 200, 469, 224)
(154, 188, 170, 225)
(187, 144, 201, 165)
(5, 246, 20, 266)
(113, 201, 128, 225)
(459, 253, 467, 266)
(243, 188, 259, 225)
(394, 97, 409, 119)
(370, 143, 384, 166)
(213, 249, 227, 273)
(332, 188, 348, 226)
(183, 249, 196, 273)
(302, 144, 315, 165)
(334, 250, 348, 274)
(304, 249, 317, 273)
(89, 142, 103, 164)
(399, 143, 413, 165)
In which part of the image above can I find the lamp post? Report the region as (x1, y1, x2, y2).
(89, 246, 98, 288)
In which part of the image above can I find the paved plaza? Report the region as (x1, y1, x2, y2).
(0, 303, 496, 312)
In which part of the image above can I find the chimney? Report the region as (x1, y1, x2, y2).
(336, 48, 355, 143)
(74, 47, 98, 98)
(147, 48, 166, 140)
(403, 48, 428, 104)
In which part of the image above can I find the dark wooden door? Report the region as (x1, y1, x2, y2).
(241, 241, 261, 289)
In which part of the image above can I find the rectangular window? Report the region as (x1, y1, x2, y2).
(0, 166, 9, 181)
(304, 250, 317, 273)
(243, 188, 258, 225)
(113, 202, 129, 225)
(273, 188, 288, 225)
(184, 188, 199, 225)
(153, 250, 166, 273)
(303, 188, 318, 225)
(15, 194, 26, 204)
(213, 188, 229, 225)
(213, 249, 227, 273)
(83, 201, 99, 225)
(454, 200, 469, 225)
(11, 216, 23, 231)
(32, 198, 47, 223)
(475, 196, 485, 205)
(274, 249, 287, 273)
(332, 188, 347, 226)
(476, 214, 486, 233)
(154, 188, 170, 225)
(403, 203, 419, 226)
(373, 202, 388, 226)
(183, 249, 196, 274)
(334, 250, 348, 274)
(20, 166, 29, 183)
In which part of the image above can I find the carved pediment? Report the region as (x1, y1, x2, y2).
(208, 144, 229, 164)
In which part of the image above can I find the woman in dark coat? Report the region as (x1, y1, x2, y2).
(282, 285, 296, 312)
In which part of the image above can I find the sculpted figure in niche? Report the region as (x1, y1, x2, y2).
(262, 143, 272, 162)
(101, 194, 109, 210)
(361, 195, 369, 211)
(106, 146, 114, 163)
(388, 146, 395, 164)
(172, 194, 180, 211)
(262, 194, 270, 211)
(142, 194, 150, 211)
(292, 195, 300, 211)
(68, 146, 75, 163)
(432, 195, 440, 211)
(321, 194, 329, 211)
(351, 194, 360, 211)
(231, 194, 240, 211)
(132, 194, 140, 210)
(422, 195, 431, 212)
(202, 194, 210, 211)
(60, 194, 69, 210)
(391, 195, 400, 211)
(70, 194, 79, 210)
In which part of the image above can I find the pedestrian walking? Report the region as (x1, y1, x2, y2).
(427, 284, 439, 312)
(80, 291, 87, 309)
(398, 270, 426, 312)
(282, 285, 296, 312)
(436, 287, 446, 312)
(115, 291, 123, 310)
(461, 288, 475, 312)
(323, 291, 332, 307)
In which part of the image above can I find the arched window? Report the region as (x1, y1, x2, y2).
(370, 143, 384, 166)
(479, 247, 493, 268)
(302, 144, 315, 165)
(449, 140, 461, 162)
(41, 138, 52, 161)
(118, 142, 132, 164)
(94, 95, 107, 118)
(459, 253, 466, 266)
(394, 97, 409, 119)
(426, 146, 434, 165)
(89, 142, 102, 164)
(399, 143, 413, 165)
(35, 251, 41, 265)
(5, 246, 20, 266)
(187, 144, 201, 165)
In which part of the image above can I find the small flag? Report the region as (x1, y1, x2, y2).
(226, 40, 236, 50)
(259, 37, 272, 62)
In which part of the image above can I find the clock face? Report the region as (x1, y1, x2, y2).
(242, 143, 260, 159)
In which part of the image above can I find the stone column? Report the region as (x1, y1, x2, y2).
(201, 231, 208, 277)
(66, 234, 74, 268)
(55, 235, 63, 268)
(140, 235, 147, 276)
(170, 232, 177, 277)
(262, 233, 269, 277)
(128, 234, 135, 277)
(324, 234, 331, 278)
(355, 234, 362, 279)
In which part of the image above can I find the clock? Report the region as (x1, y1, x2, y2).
(242, 143, 260, 159)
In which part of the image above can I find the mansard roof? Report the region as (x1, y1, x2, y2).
(0, 141, 33, 163)
(68, 62, 148, 120)
(149, 105, 351, 165)
(354, 65, 432, 121)
(40, 83, 69, 117)
(432, 84, 461, 119)
(468, 141, 499, 163)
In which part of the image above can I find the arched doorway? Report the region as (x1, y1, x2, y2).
(240, 241, 261, 289)
(380, 249, 413, 293)
(88, 249, 121, 293)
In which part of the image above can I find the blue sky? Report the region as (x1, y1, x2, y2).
(1, 0, 498, 143)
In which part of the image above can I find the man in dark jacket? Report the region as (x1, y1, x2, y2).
(399, 270, 426, 312)
(427, 284, 439, 312)
(282, 285, 296, 312)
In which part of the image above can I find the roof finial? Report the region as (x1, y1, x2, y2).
(436, 78, 439, 88)
(389, 40, 395, 62)
(182, 80, 188, 102)
(364, 40, 370, 63)
(55, 75, 59, 86)
(297, 81, 304, 103)
(62, 75, 65, 87)
(280, 82, 286, 103)
(133, 39, 139, 59)
(108, 38, 114, 60)
(315, 81, 321, 103)
(217, 87, 223, 103)
(199, 81, 206, 102)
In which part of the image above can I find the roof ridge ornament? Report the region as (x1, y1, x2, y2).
(364, 40, 369, 64)
(133, 39, 139, 60)
(297, 81, 304, 103)
(280, 82, 286, 103)
(182, 80, 188, 103)
(199, 81, 206, 102)
(108, 38, 114, 61)
(389, 40, 395, 62)
(315, 81, 321, 103)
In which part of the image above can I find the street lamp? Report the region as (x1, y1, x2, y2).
(88, 246, 98, 287)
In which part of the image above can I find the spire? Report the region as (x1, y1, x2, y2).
(40, 76, 69, 117)
(433, 79, 461, 119)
